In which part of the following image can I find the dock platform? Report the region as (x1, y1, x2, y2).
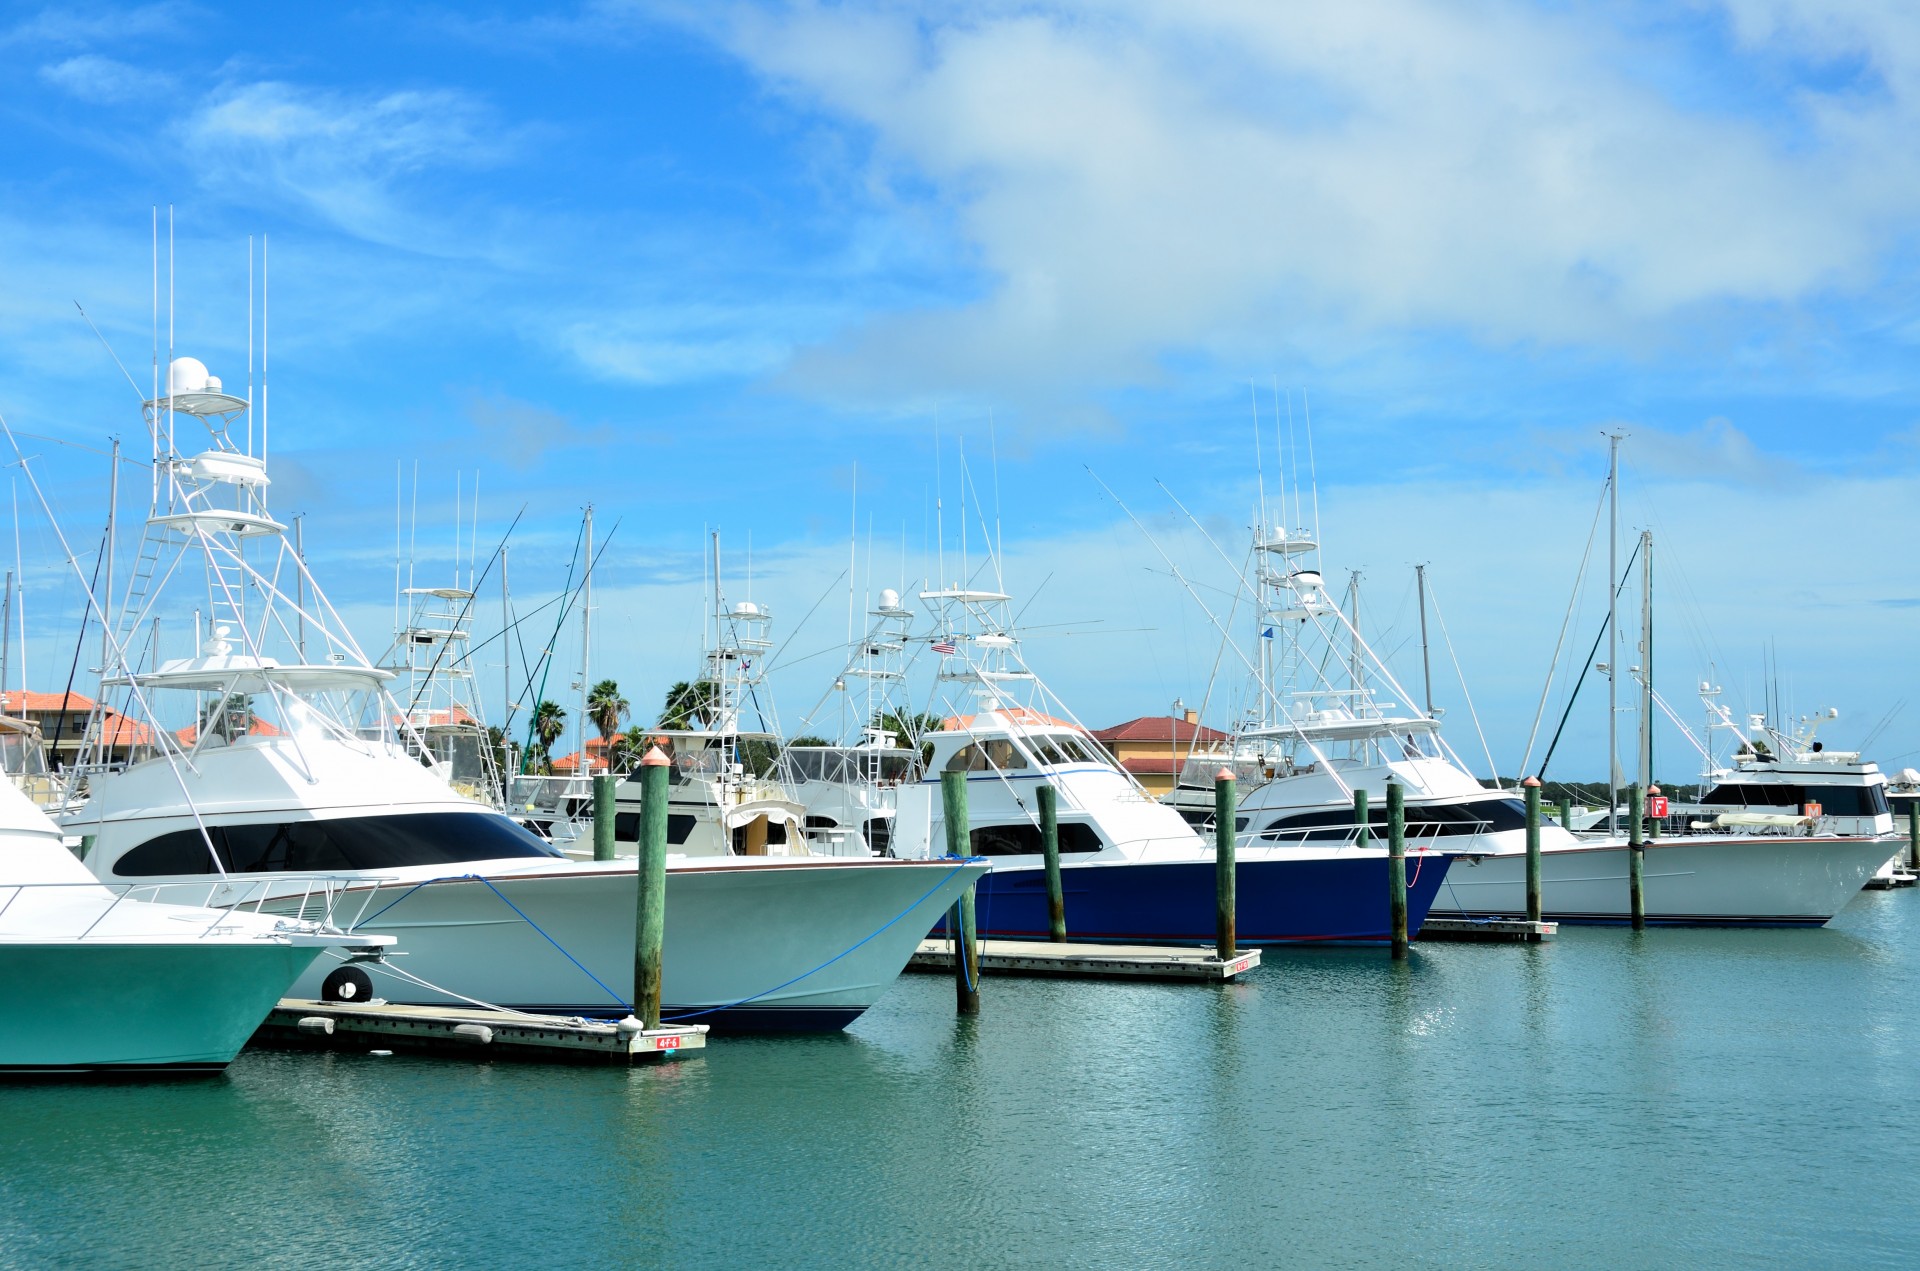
(1417, 917, 1557, 943)
(907, 938, 1260, 982)
(253, 1000, 707, 1065)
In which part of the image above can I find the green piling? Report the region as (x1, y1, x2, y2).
(1387, 782, 1409, 959)
(941, 770, 980, 1015)
(1628, 781, 1646, 931)
(1037, 783, 1067, 942)
(1353, 787, 1370, 850)
(1523, 776, 1543, 925)
(634, 748, 669, 1028)
(1214, 768, 1237, 960)
(1559, 794, 1575, 833)
(593, 772, 617, 862)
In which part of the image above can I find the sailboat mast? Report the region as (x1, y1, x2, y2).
(1607, 432, 1621, 833)
(102, 438, 118, 682)
(580, 504, 593, 775)
(1640, 528, 1654, 791)
(500, 544, 511, 733)
(1415, 563, 1433, 718)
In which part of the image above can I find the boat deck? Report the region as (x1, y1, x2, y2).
(908, 938, 1260, 982)
(252, 999, 707, 1064)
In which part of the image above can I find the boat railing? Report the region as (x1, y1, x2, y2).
(0, 872, 380, 943)
(1239, 818, 1482, 851)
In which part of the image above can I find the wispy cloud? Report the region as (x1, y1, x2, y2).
(2, 2, 189, 47)
(176, 81, 508, 248)
(462, 392, 616, 466)
(38, 54, 173, 104)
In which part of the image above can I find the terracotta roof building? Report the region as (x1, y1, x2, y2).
(0, 690, 152, 766)
(1090, 710, 1229, 797)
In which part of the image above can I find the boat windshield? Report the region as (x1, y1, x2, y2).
(784, 748, 916, 784)
(110, 810, 564, 876)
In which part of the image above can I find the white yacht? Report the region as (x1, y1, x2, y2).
(778, 588, 922, 857)
(883, 587, 1446, 944)
(59, 351, 983, 1030)
(0, 717, 371, 1075)
(1223, 467, 1889, 925)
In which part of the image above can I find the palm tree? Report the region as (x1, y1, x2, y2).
(607, 727, 650, 773)
(531, 699, 567, 773)
(658, 679, 719, 730)
(587, 679, 629, 758)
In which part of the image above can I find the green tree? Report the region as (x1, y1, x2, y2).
(659, 679, 720, 730)
(787, 734, 832, 748)
(587, 678, 629, 749)
(873, 709, 945, 764)
(531, 699, 567, 773)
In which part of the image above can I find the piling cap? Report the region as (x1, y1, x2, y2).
(1522, 776, 1541, 788)
(641, 746, 671, 767)
(1215, 767, 1236, 782)
(1648, 784, 1662, 796)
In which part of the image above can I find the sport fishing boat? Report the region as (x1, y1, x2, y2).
(58, 348, 983, 1031)
(0, 715, 372, 1075)
(778, 587, 922, 857)
(1222, 444, 1888, 926)
(884, 586, 1451, 944)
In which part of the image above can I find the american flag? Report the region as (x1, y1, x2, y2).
(932, 639, 957, 654)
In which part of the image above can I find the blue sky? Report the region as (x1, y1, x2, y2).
(0, 0, 1917, 780)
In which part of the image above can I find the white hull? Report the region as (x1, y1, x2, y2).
(1431, 834, 1893, 924)
(276, 857, 985, 1030)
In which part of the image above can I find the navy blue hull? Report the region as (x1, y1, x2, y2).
(939, 853, 1455, 946)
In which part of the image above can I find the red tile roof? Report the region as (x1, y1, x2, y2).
(1119, 755, 1190, 777)
(1091, 715, 1229, 745)
(0, 690, 95, 713)
(174, 718, 283, 745)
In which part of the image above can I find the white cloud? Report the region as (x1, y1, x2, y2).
(662, 0, 1920, 404)
(38, 54, 173, 104)
(176, 82, 505, 248)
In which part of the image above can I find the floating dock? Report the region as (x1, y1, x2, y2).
(1417, 917, 1557, 943)
(907, 938, 1260, 982)
(253, 999, 707, 1065)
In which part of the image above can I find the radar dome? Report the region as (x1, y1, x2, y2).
(167, 356, 211, 395)
(732, 601, 761, 617)
(879, 588, 900, 610)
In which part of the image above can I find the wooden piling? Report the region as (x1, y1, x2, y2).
(634, 748, 670, 1028)
(1037, 783, 1067, 943)
(1627, 781, 1646, 931)
(1908, 800, 1918, 873)
(1559, 794, 1575, 833)
(1214, 768, 1237, 960)
(593, 773, 617, 862)
(1353, 787, 1370, 849)
(941, 770, 981, 1014)
(1646, 783, 1662, 841)
(1386, 782, 1408, 959)
(1523, 776, 1543, 924)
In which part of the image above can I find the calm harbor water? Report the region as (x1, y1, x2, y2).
(6, 891, 1920, 1269)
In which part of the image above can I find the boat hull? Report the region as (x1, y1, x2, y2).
(283, 858, 986, 1032)
(0, 941, 321, 1076)
(1429, 835, 1893, 925)
(943, 852, 1455, 946)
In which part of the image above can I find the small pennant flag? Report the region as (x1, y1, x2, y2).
(1262, 627, 1275, 639)
(932, 640, 957, 655)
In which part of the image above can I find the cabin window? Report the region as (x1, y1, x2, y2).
(667, 814, 696, 845)
(112, 811, 563, 877)
(1030, 736, 1069, 766)
(964, 820, 1104, 856)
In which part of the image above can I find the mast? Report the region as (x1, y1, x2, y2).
(1639, 528, 1654, 792)
(1, 571, 12, 707)
(1348, 570, 1364, 696)
(1415, 563, 1433, 718)
(500, 544, 511, 734)
(580, 503, 592, 775)
(1606, 432, 1621, 834)
(294, 515, 307, 661)
(102, 438, 118, 683)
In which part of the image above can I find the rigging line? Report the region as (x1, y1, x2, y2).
(519, 516, 588, 770)
(1517, 474, 1610, 778)
(759, 567, 850, 676)
(46, 526, 107, 762)
(405, 504, 528, 716)
(72, 302, 151, 412)
(443, 591, 563, 674)
(1423, 576, 1500, 784)
(1536, 537, 1645, 781)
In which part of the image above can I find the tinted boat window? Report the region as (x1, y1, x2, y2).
(966, 821, 1103, 856)
(112, 811, 563, 877)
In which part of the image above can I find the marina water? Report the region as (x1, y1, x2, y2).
(6, 892, 1919, 1268)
